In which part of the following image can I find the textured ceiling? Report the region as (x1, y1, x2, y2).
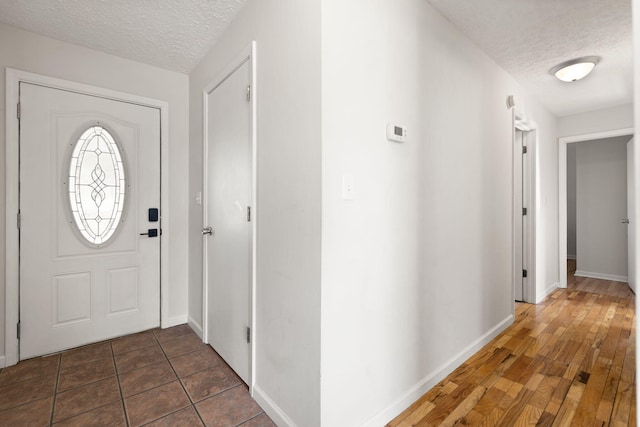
(0, 0, 631, 115)
(427, 0, 633, 117)
(0, 0, 249, 73)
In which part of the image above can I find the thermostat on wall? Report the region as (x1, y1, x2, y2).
(386, 123, 407, 143)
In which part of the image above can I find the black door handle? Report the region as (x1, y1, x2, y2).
(140, 229, 158, 237)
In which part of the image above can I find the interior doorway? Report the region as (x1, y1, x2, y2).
(559, 128, 635, 289)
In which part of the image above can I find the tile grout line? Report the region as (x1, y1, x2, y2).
(50, 349, 123, 425)
(53, 355, 120, 395)
(152, 328, 208, 426)
(155, 329, 258, 425)
(49, 354, 62, 426)
(111, 338, 131, 427)
(235, 411, 268, 427)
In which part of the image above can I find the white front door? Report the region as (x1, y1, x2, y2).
(204, 58, 252, 384)
(20, 83, 161, 359)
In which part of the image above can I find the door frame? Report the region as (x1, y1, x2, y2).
(201, 42, 257, 390)
(558, 127, 634, 288)
(5, 68, 170, 367)
(512, 108, 537, 303)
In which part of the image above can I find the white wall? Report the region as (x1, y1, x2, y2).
(567, 144, 577, 258)
(534, 103, 563, 302)
(0, 23, 190, 362)
(320, 0, 558, 425)
(558, 103, 634, 137)
(628, 139, 636, 292)
(632, 2, 640, 425)
(576, 136, 631, 281)
(188, 1, 322, 425)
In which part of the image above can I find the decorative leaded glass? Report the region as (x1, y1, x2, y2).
(69, 126, 126, 245)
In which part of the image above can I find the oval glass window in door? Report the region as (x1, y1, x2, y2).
(68, 125, 126, 245)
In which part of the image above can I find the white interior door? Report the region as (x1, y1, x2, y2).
(514, 130, 523, 301)
(514, 124, 533, 302)
(522, 132, 531, 300)
(628, 139, 636, 292)
(204, 59, 252, 383)
(514, 130, 525, 301)
(20, 83, 160, 359)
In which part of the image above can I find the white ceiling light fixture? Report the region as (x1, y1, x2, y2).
(550, 56, 601, 82)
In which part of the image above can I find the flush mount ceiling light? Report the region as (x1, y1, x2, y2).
(550, 56, 601, 82)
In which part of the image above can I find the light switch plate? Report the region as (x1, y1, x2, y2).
(342, 174, 354, 200)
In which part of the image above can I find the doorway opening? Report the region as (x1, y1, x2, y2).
(559, 128, 635, 291)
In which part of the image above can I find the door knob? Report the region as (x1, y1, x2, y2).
(202, 226, 213, 235)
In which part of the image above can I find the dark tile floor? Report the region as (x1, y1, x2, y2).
(0, 324, 275, 426)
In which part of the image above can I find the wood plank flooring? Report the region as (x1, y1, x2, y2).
(389, 264, 636, 426)
(567, 259, 634, 299)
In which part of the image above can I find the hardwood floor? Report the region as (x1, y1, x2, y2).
(388, 263, 636, 426)
(567, 258, 635, 299)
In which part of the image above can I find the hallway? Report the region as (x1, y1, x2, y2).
(389, 269, 636, 426)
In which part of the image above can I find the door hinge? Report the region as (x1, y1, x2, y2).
(17, 102, 21, 119)
(17, 212, 21, 229)
(522, 207, 527, 216)
(523, 269, 528, 278)
(16, 322, 20, 339)
(247, 206, 251, 222)
(246, 326, 251, 343)
(522, 146, 528, 154)
(246, 85, 251, 102)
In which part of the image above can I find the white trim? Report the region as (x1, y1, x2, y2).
(5, 68, 170, 367)
(0, 355, 6, 369)
(360, 314, 514, 427)
(511, 108, 517, 310)
(188, 317, 204, 340)
(5, 69, 19, 367)
(253, 385, 298, 427)
(575, 271, 629, 283)
(201, 42, 257, 390)
(558, 128, 634, 289)
(538, 282, 560, 303)
(165, 315, 188, 328)
(527, 129, 538, 304)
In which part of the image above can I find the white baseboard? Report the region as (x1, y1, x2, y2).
(360, 314, 515, 427)
(163, 314, 188, 329)
(537, 282, 559, 303)
(252, 385, 298, 427)
(575, 270, 628, 283)
(188, 317, 203, 339)
(0, 355, 5, 369)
